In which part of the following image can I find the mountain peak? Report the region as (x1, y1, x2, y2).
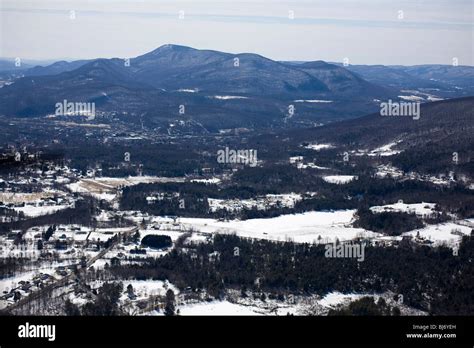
(299, 60, 335, 69)
(150, 44, 194, 55)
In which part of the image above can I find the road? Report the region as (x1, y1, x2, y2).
(0, 225, 138, 314)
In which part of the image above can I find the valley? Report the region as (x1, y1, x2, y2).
(0, 94, 472, 316)
(1, 0, 472, 345)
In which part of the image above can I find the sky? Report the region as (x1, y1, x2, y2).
(0, 0, 473, 65)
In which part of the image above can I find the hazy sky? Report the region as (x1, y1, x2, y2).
(1, 0, 473, 65)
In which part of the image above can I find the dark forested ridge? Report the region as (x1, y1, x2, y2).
(110, 233, 474, 315)
(286, 96, 474, 149)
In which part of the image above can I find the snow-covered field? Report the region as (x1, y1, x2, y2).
(67, 176, 186, 202)
(398, 90, 444, 103)
(375, 165, 456, 186)
(176, 210, 380, 244)
(398, 95, 424, 101)
(297, 162, 329, 170)
(208, 193, 302, 212)
(210, 95, 248, 100)
(13, 204, 71, 217)
(190, 178, 221, 184)
(318, 292, 366, 308)
(67, 176, 185, 196)
(122, 280, 178, 297)
(177, 88, 198, 93)
(370, 202, 437, 218)
(0, 192, 58, 203)
(375, 164, 404, 178)
(303, 143, 334, 151)
(403, 221, 473, 247)
(368, 141, 402, 157)
(177, 291, 373, 316)
(294, 99, 333, 103)
(323, 175, 358, 184)
(351, 141, 402, 158)
(0, 191, 74, 217)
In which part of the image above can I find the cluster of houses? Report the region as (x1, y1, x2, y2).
(0, 195, 72, 208)
(145, 192, 180, 204)
(0, 271, 59, 309)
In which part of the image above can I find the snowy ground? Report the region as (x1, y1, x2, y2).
(177, 88, 197, 93)
(176, 291, 378, 316)
(402, 221, 473, 248)
(0, 192, 58, 203)
(297, 162, 329, 170)
(67, 176, 185, 200)
(399, 90, 444, 102)
(368, 141, 402, 157)
(86, 279, 179, 301)
(294, 99, 333, 103)
(22, 225, 127, 243)
(303, 143, 334, 151)
(190, 178, 221, 184)
(208, 193, 302, 212)
(210, 95, 248, 100)
(318, 292, 366, 308)
(398, 95, 424, 101)
(177, 210, 380, 244)
(0, 191, 74, 217)
(71, 279, 180, 314)
(375, 165, 457, 186)
(323, 175, 358, 184)
(375, 164, 404, 178)
(0, 267, 57, 293)
(370, 202, 437, 218)
(13, 204, 72, 217)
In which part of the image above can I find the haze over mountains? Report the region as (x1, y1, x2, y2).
(335, 64, 474, 98)
(0, 44, 472, 132)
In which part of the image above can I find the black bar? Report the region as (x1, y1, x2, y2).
(0, 316, 472, 346)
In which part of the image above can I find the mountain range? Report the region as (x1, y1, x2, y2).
(334, 64, 474, 98)
(0, 45, 472, 132)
